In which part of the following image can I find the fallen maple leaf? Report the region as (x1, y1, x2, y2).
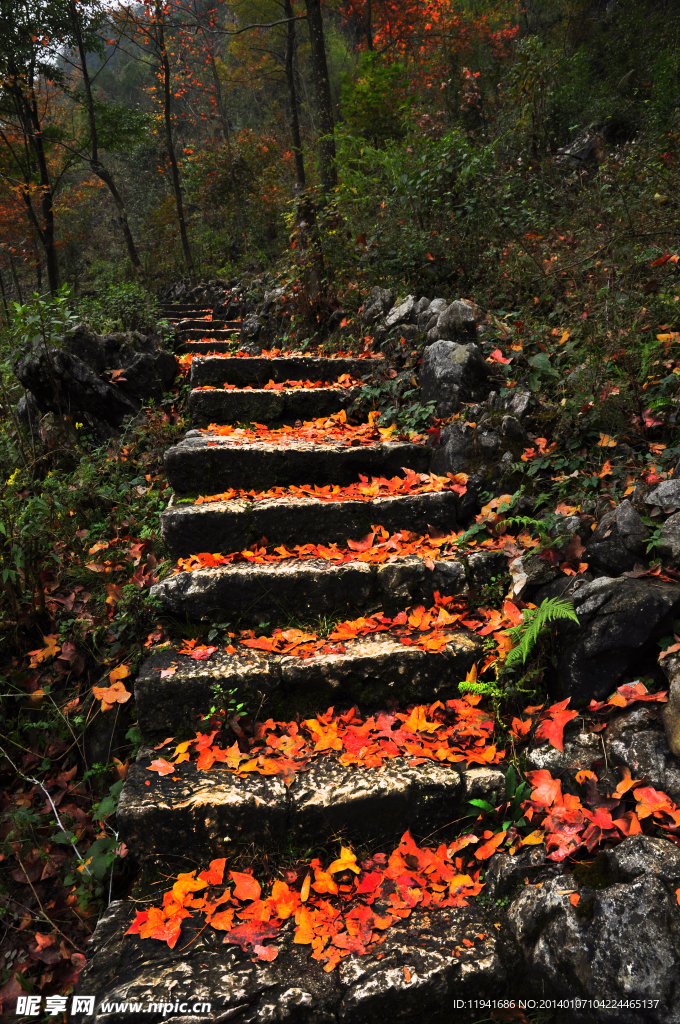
(534, 698, 578, 751)
(230, 871, 261, 901)
(147, 758, 175, 776)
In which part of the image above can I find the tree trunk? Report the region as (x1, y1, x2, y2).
(284, 0, 305, 186)
(70, 0, 145, 281)
(25, 92, 58, 293)
(365, 0, 373, 50)
(304, 0, 336, 191)
(156, 2, 197, 285)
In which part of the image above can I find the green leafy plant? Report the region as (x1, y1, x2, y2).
(505, 597, 579, 667)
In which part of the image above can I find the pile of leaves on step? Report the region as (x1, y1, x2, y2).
(130, 683, 680, 972)
(193, 374, 362, 392)
(192, 468, 468, 505)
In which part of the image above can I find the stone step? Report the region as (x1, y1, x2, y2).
(190, 354, 380, 388)
(165, 433, 432, 496)
(74, 896, 503, 1024)
(179, 327, 241, 340)
(119, 749, 467, 860)
(180, 339, 236, 354)
(175, 318, 233, 330)
(161, 490, 462, 560)
(151, 556, 466, 625)
(136, 634, 482, 739)
(188, 386, 362, 428)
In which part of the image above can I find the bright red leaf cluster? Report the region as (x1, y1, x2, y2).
(194, 373, 362, 392)
(149, 696, 503, 782)
(126, 831, 486, 970)
(201, 409, 408, 446)
(193, 468, 468, 506)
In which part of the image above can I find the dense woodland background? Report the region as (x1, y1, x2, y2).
(2, 0, 680, 1014)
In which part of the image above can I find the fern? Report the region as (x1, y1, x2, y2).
(458, 679, 504, 699)
(505, 597, 579, 667)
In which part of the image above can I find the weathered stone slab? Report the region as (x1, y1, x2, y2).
(179, 328, 240, 340)
(73, 898, 505, 1024)
(161, 491, 461, 560)
(150, 557, 467, 624)
(190, 355, 381, 388)
(136, 634, 482, 739)
(117, 751, 462, 859)
(165, 433, 432, 495)
(188, 386, 361, 428)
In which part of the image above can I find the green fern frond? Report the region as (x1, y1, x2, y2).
(458, 679, 504, 698)
(505, 597, 579, 667)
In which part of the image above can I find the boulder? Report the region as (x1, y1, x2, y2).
(605, 704, 680, 805)
(585, 499, 650, 575)
(658, 512, 680, 565)
(384, 295, 416, 330)
(660, 651, 680, 757)
(430, 423, 470, 475)
(426, 300, 477, 345)
(419, 341, 491, 418)
(506, 836, 680, 1023)
(539, 575, 680, 702)
(500, 415, 528, 446)
(504, 389, 531, 420)
(13, 322, 176, 439)
(361, 286, 394, 325)
(645, 479, 680, 511)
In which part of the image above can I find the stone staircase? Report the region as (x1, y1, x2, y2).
(75, 314, 510, 1023)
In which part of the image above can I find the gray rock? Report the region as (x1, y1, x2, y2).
(461, 766, 506, 804)
(430, 423, 471, 475)
(504, 389, 531, 420)
(240, 313, 265, 349)
(506, 836, 680, 1023)
(419, 341, 491, 418)
(500, 415, 528, 446)
(426, 301, 477, 346)
(384, 296, 416, 330)
(414, 296, 431, 315)
(13, 323, 176, 438)
(605, 705, 680, 805)
(466, 550, 508, 589)
(659, 512, 680, 565)
(484, 846, 548, 901)
(477, 430, 502, 457)
(546, 575, 680, 702)
(585, 500, 649, 575)
(526, 729, 602, 778)
(660, 652, 680, 757)
(361, 286, 394, 325)
(645, 479, 680, 511)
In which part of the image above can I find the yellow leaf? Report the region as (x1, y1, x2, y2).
(327, 845, 360, 875)
(109, 664, 130, 685)
(597, 433, 617, 448)
(559, 329, 570, 344)
(520, 830, 545, 846)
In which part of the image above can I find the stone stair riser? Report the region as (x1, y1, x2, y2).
(165, 436, 433, 495)
(151, 557, 467, 625)
(118, 753, 463, 860)
(190, 355, 380, 389)
(161, 492, 461, 560)
(135, 637, 482, 739)
(188, 387, 362, 428)
(179, 329, 240, 341)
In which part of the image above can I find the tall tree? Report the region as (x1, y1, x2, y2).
(118, 0, 197, 284)
(0, 0, 77, 293)
(67, 0, 146, 281)
(304, 0, 336, 191)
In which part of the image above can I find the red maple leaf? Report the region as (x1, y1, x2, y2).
(534, 698, 578, 751)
